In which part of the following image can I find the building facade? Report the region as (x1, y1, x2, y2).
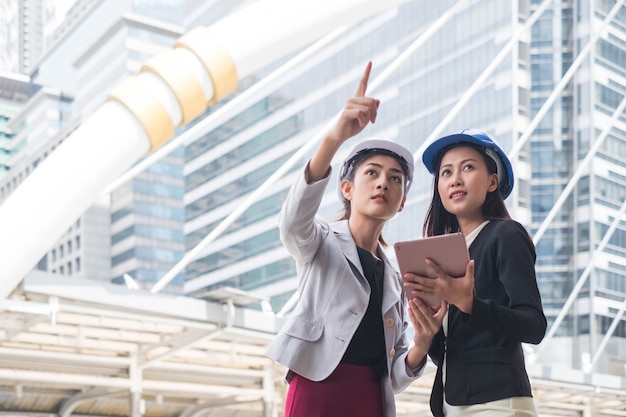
(0, 72, 32, 178)
(528, 0, 626, 374)
(1, 0, 626, 378)
(182, 0, 531, 311)
(0, 0, 188, 290)
(0, 0, 61, 74)
(181, 0, 626, 376)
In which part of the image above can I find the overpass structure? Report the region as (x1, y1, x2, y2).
(0, 272, 626, 417)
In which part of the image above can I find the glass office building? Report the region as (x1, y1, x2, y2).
(181, 0, 626, 376)
(0, 73, 31, 178)
(0, 0, 70, 74)
(3, 0, 626, 377)
(182, 0, 530, 308)
(1, 0, 188, 290)
(527, 0, 626, 374)
(0, 0, 20, 73)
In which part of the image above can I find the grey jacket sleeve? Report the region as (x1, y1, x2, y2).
(278, 163, 332, 265)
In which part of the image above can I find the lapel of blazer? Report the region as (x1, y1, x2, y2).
(331, 220, 366, 282)
(378, 249, 402, 314)
(331, 220, 401, 313)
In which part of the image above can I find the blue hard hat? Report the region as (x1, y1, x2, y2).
(421, 129, 514, 199)
(338, 138, 414, 202)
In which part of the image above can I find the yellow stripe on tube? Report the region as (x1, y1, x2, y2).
(0, 0, 411, 300)
(176, 27, 239, 105)
(107, 77, 175, 152)
(141, 49, 207, 126)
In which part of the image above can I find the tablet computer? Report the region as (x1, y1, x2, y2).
(393, 232, 469, 308)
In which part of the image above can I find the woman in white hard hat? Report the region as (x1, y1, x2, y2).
(403, 129, 547, 417)
(266, 62, 445, 417)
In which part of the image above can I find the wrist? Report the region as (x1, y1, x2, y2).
(407, 343, 428, 368)
(323, 132, 345, 149)
(406, 346, 427, 371)
(457, 295, 474, 314)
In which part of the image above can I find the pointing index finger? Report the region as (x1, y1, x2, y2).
(355, 61, 372, 97)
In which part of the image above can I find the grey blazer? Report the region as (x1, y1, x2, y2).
(266, 166, 422, 417)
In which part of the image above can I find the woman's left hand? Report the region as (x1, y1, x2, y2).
(406, 297, 447, 366)
(404, 259, 475, 313)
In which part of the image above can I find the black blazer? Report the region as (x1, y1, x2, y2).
(428, 220, 547, 417)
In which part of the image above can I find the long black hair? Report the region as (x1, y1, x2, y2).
(423, 144, 511, 237)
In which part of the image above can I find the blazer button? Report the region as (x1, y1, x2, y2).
(385, 317, 394, 327)
(388, 348, 395, 357)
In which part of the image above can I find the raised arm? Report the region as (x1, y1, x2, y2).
(307, 61, 380, 182)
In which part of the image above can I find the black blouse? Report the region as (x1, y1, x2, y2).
(340, 246, 387, 377)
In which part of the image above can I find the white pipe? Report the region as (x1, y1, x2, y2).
(102, 25, 350, 195)
(0, 368, 266, 396)
(590, 299, 626, 370)
(0, 346, 131, 365)
(0, 0, 411, 299)
(0, 102, 149, 299)
(200, 0, 411, 77)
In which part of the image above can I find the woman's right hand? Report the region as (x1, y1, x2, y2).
(308, 61, 380, 182)
(327, 61, 380, 145)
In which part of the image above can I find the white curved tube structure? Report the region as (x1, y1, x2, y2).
(0, 0, 410, 298)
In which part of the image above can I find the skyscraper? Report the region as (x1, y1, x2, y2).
(179, 0, 626, 377)
(182, 0, 529, 310)
(0, 1, 20, 72)
(0, 0, 99, 74)
(1, 0, 189, 290)
(527, 0, 626, 375)
(2, 0, 625, 381)
(0, 72, 32, 178)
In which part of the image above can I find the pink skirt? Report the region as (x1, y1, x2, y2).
(285, 363, 384, 417)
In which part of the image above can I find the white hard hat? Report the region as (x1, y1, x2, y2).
(337, 138, 414, 202)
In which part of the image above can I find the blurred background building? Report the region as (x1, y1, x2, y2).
(1, 0, 626, 414)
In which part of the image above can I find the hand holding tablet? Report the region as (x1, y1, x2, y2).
(394, 233, 470, 309)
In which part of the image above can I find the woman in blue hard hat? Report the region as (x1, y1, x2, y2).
(266, 62, 445, 417)
(402, 129, 547, 417)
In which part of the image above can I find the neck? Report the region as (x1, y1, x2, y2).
(348, 217, 384, 255)
(457, 216, 487, 236)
